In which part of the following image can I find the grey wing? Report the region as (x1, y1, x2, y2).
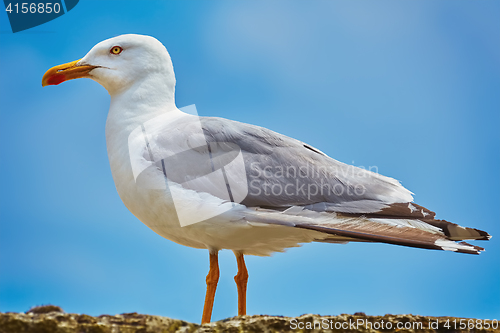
(144, 115, 489, 254)
(200, 117, 413, 210)
(198, 117, 490, 254)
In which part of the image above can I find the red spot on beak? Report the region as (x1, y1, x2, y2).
(46, 74, 65, 86)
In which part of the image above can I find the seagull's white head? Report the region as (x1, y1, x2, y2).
(42, 34, 176, 98)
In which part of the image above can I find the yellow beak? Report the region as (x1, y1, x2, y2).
(42, 59, 98, 87)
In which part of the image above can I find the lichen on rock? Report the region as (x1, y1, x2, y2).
(0, 307, 498, 333)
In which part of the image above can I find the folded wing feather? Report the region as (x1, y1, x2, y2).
(151, 115, 490, 254)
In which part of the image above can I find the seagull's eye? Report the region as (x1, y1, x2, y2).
(110, 46, 123, 55)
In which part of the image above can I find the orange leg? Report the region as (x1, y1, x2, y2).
(234, 252, 248, 316)
(201, 251, 219, 324)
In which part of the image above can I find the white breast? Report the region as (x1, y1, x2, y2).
(104, 99, 326, 256)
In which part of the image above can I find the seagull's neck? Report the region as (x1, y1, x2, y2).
(107, 74, 179, 126)
(105, 75, 183, 158)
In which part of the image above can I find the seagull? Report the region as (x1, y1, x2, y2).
(42, 34, 490, 324)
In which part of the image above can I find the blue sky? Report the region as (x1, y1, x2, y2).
(1, 0, 499, 323)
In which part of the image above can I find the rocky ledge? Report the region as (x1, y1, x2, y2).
(0, 305, 498, 333)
